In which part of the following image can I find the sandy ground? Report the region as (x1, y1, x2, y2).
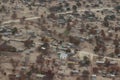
(0, 0, 120, 80)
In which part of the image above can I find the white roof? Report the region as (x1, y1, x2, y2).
(96, 61, 104, 64)
(36, 74, 45, 78)
(92, 75, 96, 77)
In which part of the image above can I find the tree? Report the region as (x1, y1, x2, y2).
(66, 7, 71, 11)
(12, 27, 18, 35)
(10, 58, 19, 69)
(10, 0, 15, 3)
(104, 15, 116, 21)
(11, 12, 17, 19)
(24, 39, 34, 48)
(72, 5, 77, 12)
(76, 76, 81, 80)
(1, 5, 6, 12)
(80, 56, 91, 66)
(114, 6, 120, 12)
(2, 0, 9, 3)
(76, 2, 81, 7)
(0, 34, 2, 40)
(64, 2, 69, 7)
(82, 70, 90, 80)
(103, 20, 109, 27)
(20, 16, 26, 24)
(58, 3, 63, 11)
(69, 36, 80, 46)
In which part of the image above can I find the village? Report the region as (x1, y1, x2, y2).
(0, 0, 120, 80)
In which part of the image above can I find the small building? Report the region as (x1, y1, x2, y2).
(91, 75, 97, 80)
(96, 61, 104, 64)
(58, 51, 68, 60)
(71, 69, 79, 76)
(36, 74, 45, 80)
(96, 61, 104, 66)
(110, 61, 117, 65)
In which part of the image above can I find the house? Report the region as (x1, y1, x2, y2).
(71, 69, 79, 75)
(96, 61, 104, 66)
(118, 54, 120, 57)
(91, 75, 97, 80)
(58, 51, 68, 60)
(36, 74, 45, 80)
(8, 74, 16, 80)
(110, 61, 117, 65)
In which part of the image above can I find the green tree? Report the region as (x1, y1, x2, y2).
(12, 27, 18, 35)
(72, 5, 77, 12)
